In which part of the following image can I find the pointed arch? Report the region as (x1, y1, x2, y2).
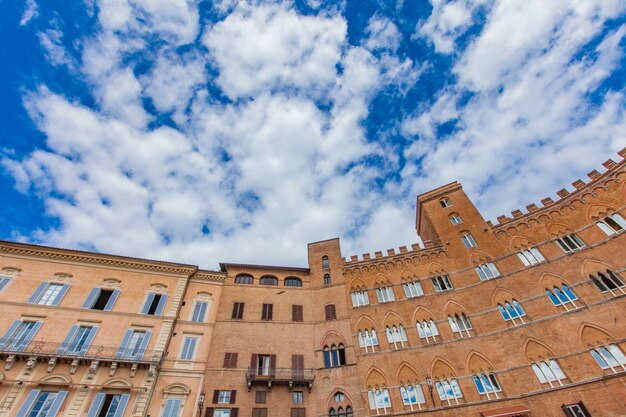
(523, 338, 555, 361)
(469, 250, 493, 265)
(430, 357, 457, 379)
(412, 306, 437, 323)
(382, 311, 405, 328)
(581, 258, 617, 277)
(546, 222, 572, 237)
(325, 388, 355, 408)
(443, 300, 469, 316)
(539, 272, 572, 289)
(492, 287, 520, 305)
(321, 330, 347, 349)
(586, 204, 616, 220)
(510, 235, 535, 251)
(466, 351, 496, 374)
(395, 362, 421, 385)
(355, 315, 377, 332)
(427, 262, 447, 276)
(373, 273, 392, 287)
(365, 366, 389, 389)
(349, 277, 367, 291)
(400, 268, 418, 281)
(579, 323, 615, 348)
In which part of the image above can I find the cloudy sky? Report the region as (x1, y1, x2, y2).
(1, 0, 625, 268)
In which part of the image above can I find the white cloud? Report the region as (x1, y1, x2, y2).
(20, 0, 39, 26)
(38, 29, 75, 69)
(364, 15, 402, 52)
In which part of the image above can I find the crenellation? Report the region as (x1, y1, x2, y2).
(399, 246, 408, 254)
(572, 179, 586, 189)
(497, 215, 508, 223)
(362, 253, 371, 261)
(540, 197, 555, 206)
(587, 169, 601, 180)
(350, 255, 358, 262)
(386, 249, 395, 256)
(511, 209, 523, 218)
(374, 251, 382, 258)
(526, 203, 539, 212)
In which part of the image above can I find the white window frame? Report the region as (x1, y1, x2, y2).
(161, 399, 182, 417)
(435, 379, 462, 405)
(403, 281, 423, 298)
(376, 287, 395, 303)
(385, 325, 407, 349)
(596, 213, 626, 235)
(213, 410, 231, 417)
(399, 384, 425, 411)
(440, 198, 452, 208)
(590, 270, 626, 296)
(589, 344, 626, 373)
(460, 233, 477, 248)
(351, 290, 370, 307)
(475, 263, 500, 281)
(498, 301, 526, 325)
(532, 359, 566, 387)
(191, 301, 209, 322)
(517, 247, 545, 266)
(358, 329, 379, 352)
(416, 320, 439, 343)
(0, 276, 11, 292)
(448, 314, 472, 337)
(218, 391, 231, 404)
(179, 336, 198, 361)
(556, 233, 585, 253)
(367, 388, 391, 414)
(432, 275, 453, 292)
(563, 403, 590, 417)
(472, 372, 501, 399)
(546, 285, 578, 311)
(449, 214, 462, 225)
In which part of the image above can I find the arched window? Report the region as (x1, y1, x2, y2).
(329, 391, 352, 417)
(334, 392, 345, 402)
(400, 384, 426, 411)
(435, 378, 462, 405)
(329, 409, 336, 417)
(460, 233, 477, 248)
(416, 319, 439, 343)
(385, 325, 407, 349)
(259, 275, 278, 286)
(449, 213, 462, 224)
(337, 407, 345, 417)
(358, 328, 378, 352)
(590, 270, 625, 295)
(546, 285, 578, 310)
(323, 346, 331, 368)
(284, 277, 302, 287)
(448, 313, 473, 337)
(322, 256, 330, 270)
(498, 300, 526, 325)
(368, 388, 391, 413)
(323, 344, 346, 368)
(324, 274, 331, 285)
(440, 198, 452, 208)
(234, 274, 253, 284)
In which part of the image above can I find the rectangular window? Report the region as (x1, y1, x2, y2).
(589, 344, 626, 373)
(83, 288, 120, 311)
(532, 359, 567, 387)
(292, 305, 303, 322)
(597, 213, 626, 235)
(290, 409, 305, 417)
(161, 399, 182, 417)
(461, 233, 477, 248)
(256, 354, 272, 376)
(403, 281, 423, 298)
(252, 409, 267, 417)
(0, 320, 43, 351)
(116, 329, 151, 360)
(223, 352, 238, 368)
(255, 391, 266, 404)
(562, 402, 591, 417)
(475, 263, 500, 281)
(212, 391, 236, 405)
(351, 290, 370, 307)
(376, 286, 395, 303)
(324, 304, 336, 321)
(261, 304, 273, 321)
(432, 275, 453, 292)
(231, 302, 244, 320)
(213, 410, 231, 417)
(60, 325, 98, 355)
(191, 301, 209, 322)
(292, 391, 303, 405)
(0, 277, 11, 292)
(179, 336, 198, 361)
(29, 283, 69, 306)
(556, 233, 585, 253)
(17, 390, 69, 417)
(141, 293, 167, 315)
(218, 391, 231, 404)
(517, 247, 545, 266)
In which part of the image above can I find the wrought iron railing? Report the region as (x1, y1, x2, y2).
(246, 367, 315, 383)
(0, 339, 163, 363)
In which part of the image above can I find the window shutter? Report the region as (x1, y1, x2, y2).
(212, 390, 219, 404)
(104, 290, 120, 311)
(230, 390, 236, 404)
(329, 305, 336, 319)
(22, 322, 42, 350)
(116, 329, 134, 358)
(223, 353, 230, 368)
(28, 282, 49, 304)
(269, 354, 276, 378)
(230, 353, 238, 368)
(0, 320, 23, 348)
(230, 409, 238, 417)
(141, 294, 155, 314)
(83, 288, 100, 309)
(324, 305, 330, 320)
(577, 401, 590, 417)
(15, 390, 41, 417)
(53, 284, 70, 306)
(268, 304, 273, 320)
(155, 294, 168, 315)
(250, 353, 258, 374)
(45, 391, 68, 417)
(60, 324, 80, 353)
(204, 407, 214, 417)
(80, 327, 99, 354)
(136, 331, 151, 359)
(112, 394, 130, 417)
(86, 393, 106, 417)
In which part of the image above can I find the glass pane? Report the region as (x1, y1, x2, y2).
(608, 344, 626, 365)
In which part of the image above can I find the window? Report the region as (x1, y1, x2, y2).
(29, 283, 69, 306)
(17, 390, 68, 417)
(234, 274, 253, 284)
(86, 393, 131, 417)
(517, 247, 545, 266)
(562, 402, 591, 417)
(334, 393, 345, 402)
(435, 378, 462, 405)
(179, 336, 198, 360)
(589, 344, 626, 373)
(292, 305, 303, 322)
(448, 313, 473, 337)
(261, 304, 273, 321)
(0, 276, 11, 292)
(191, 301, 209, 322)
(0, 320, 42, 351)
(223, 352, 238, 368)
(416, 319, 439, 343)
(460, 233, 477, 248)
(498, 300, 526, 325)
(254, 354, 274, 376)
(532, 359, 567, 387)
(218, 391, 232, 404)
(259, 276, 278, 286)
(473, 372, 502, 399)
(385, 325, 408, 349)
(252, 409, 267, 417)
(440, 198, 452, 208)
(350, 290, 370, 307)
(367, 389, 391, 414)
(255, 391, 266, 404)
(328, 408, 352, 417)
(357, 329, 378, 352)
(161, 399, 182, 417)
(213, 409, 232, 417)
(376, 286, 395, 303)
(325, 304, 336, 320)
(596, 213, 626, 235)
(292, 391, 303, 405)
(449, 213, 462, 225)
(231, 302, 244, 319)
(323, 344, 346, 368)
(83, 288, 120, 311)
(116, 329, 151, 360)
(322, 256, 330, 270)
(556, 233, 585, 253)
(432, 275, 453, 292)
(403, 281, 423, 298)
(546, 285, 578, 310)
(324, 274, 331, 285)
(475, 262, 500, 281)
(399, 385, 425, 411)
(285, 277, 302, 287)
(141, 293, 167, 316)
(590, 270, 625, 295)
(59, 325, 98, 355)
(290, 409, 305, 417)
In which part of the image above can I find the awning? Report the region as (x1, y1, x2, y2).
(480, 405, 531, 417)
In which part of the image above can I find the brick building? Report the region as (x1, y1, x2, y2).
(1, 148, 626, 417)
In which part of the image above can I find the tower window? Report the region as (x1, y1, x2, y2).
(460, 233, 477, 248)
(324, 274, 331, 285)
(555, 233, 585, 253)
(259, 276, 278, 286)
(322, 256, 330, 270)
(440, 198, 452, 208)
(449, 214, 462, 224)
(597, 213, 626, 235)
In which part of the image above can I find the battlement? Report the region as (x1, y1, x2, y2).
(487, 147, 626, 229)
(343, 239, 443, 265)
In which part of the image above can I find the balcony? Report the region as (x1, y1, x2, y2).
(246, 368, 315, 392)
(0, 339, 163, 376)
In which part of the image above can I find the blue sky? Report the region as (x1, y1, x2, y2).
(1, 0, 625, 267)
